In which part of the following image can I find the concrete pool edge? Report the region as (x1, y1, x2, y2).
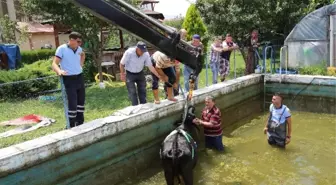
(265, 74, 336, 86)
(0, 74, 263, 177)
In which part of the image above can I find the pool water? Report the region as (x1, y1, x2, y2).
(119, 112, 336, 185)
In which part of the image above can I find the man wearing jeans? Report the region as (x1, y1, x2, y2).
(184, 34, 203, 91)
(120, 41, 161, 106)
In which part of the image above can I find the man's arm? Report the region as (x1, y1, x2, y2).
(199, 111, 220, 127)
(80, 50, 85, 67)
(148, 66, 161, 80)
(119, 51, 129, 81)
(211, 44, 223, 52)
(175, 61, 180, 83)
(52, 47, 66, 75)
(145, 54, 161, 79)
(222, 42, 230, 52)
(264, 105, 273, 134)
(155, 67, 166, 78)
(52, 57, 63, 75)
(286, 117, 292, 137)
(120, 63, 125, 74)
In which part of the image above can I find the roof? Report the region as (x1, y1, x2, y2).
(137, 0, 159, 5)
(285, 4, 336, 42)
(16, 22, 54, 33)
(142, 10, 165, 20)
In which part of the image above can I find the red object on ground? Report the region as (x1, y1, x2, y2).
(0, 114, 44, 126)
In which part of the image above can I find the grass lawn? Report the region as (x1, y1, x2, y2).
(0, 52, 246, 149)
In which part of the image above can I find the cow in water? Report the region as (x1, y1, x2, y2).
(160, 105, 199, 185)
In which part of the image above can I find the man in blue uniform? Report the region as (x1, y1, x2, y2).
(52, 32, 85, 128)
(264, 93, 292, 148)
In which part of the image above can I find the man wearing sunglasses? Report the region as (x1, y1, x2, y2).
(52, 32, 86, 128)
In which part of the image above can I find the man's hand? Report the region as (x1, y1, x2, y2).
(120, 72, 126, 82)
(263, 127, 268, 134)
(193, 118, 201, 125)
(57, 70, 67, 76)
(286, 136, 291, 144)
(160, 75, 169, 82)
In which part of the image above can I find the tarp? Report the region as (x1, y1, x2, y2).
(0, 44, 21, 69)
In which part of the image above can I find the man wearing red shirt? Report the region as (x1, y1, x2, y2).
(193, 96, 224, 151)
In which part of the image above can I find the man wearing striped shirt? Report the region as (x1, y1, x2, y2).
(193, 96, 224, 151)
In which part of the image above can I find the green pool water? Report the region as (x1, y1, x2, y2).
(119, 111, 336, 185)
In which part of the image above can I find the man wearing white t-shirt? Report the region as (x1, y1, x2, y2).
(263, 93, 292, 148)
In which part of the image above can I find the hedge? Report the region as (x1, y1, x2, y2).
(0, 60, 59, 99)
(20, 49, 56, 66)
(0, 55, 98, 99)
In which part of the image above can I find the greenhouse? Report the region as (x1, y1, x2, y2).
(283, 4, 336, 69)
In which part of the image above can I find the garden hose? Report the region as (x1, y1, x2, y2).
(94, 72, 115, 87)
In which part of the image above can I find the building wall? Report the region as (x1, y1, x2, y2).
(17, 32, 70, 51)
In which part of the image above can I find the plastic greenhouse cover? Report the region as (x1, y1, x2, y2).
(285, 4, 336, 42)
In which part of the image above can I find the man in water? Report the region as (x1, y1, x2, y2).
(193, 96, 224, 151)
(264, 93, 292, 148)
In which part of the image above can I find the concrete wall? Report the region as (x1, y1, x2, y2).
(0, 75, 263, 185)
(265, 74, 336, 114)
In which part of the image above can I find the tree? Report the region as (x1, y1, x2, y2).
(182, 4, 207, 42)
(20, 0, 139, 82)
(0, 14, 28, 44)
(195, 0, 328, 61)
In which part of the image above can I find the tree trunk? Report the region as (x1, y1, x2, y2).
(92, 53, 104, 83)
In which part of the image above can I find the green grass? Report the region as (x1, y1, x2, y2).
(0, 53, 246, 149)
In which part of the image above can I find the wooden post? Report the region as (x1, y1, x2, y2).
(98, 26, 104, 85)
(119, 29, 124, 49)
(28, 34, 33, 50)
(53, 24, 60, 48)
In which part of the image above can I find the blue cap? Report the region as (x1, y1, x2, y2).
(192, 34, 201, 39)
(136, 41, 147, 52)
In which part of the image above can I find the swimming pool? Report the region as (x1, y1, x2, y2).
(119, 111, 335, 185)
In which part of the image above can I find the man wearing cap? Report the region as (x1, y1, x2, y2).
(120, 41, 162, 106)
(184, 34, 203, 91)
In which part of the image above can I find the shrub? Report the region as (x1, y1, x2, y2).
(298, 66, 327, 76)
(20, 49, 56, 66)
(0, 60, 58, 99)
(82, 52, 97, 83)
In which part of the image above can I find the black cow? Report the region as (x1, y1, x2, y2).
(160, 105, 199, 185)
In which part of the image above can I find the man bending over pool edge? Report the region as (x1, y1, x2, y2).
(264, 93, 292, 148)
